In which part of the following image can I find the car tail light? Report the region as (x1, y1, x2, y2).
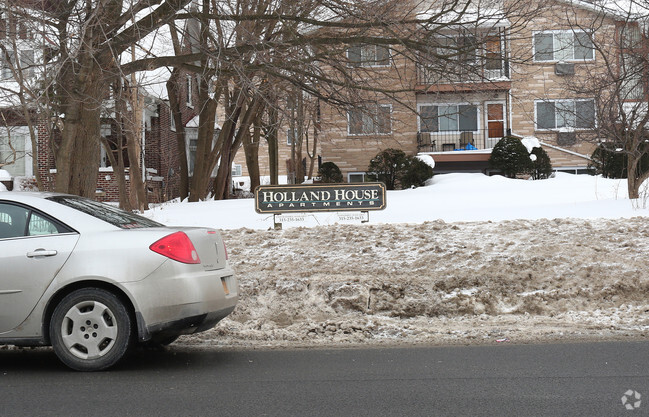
(150, 232, 201, 264)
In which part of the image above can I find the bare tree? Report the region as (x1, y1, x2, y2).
(2, 0, 536, 201)
(3, 0, 194, 198)
(556, 1, 649, 198)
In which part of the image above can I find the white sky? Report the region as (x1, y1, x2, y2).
(145, 172, 649, 229)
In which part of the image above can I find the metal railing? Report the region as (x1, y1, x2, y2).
(416, 129, 505, 152)
(417, 61, 510, 85)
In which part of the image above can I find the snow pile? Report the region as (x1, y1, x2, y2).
(143, 174, 649, 347)
(183, 218, 649, 348)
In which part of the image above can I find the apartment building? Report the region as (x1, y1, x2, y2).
(316, 0, 627, 181)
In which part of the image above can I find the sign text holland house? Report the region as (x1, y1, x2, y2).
(254, 183, 387, 214)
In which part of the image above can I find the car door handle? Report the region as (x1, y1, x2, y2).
(26, 249, 58, 258)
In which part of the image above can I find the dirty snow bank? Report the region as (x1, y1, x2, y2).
(183, 218, 649, 348)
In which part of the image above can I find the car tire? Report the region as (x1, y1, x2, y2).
(50, 288, 133, 371)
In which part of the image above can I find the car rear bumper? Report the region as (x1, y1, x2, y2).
(124, 261, 238, 341)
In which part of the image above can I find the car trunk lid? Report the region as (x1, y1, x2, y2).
(183, 228, 228, 271)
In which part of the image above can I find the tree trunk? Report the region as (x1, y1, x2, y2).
(266, 104, 279, 185)
(243, 116, 261, 192)
(295, 91, 305, 183)
(188, 80, 219, 202)
(55, 97, 102, 197)
(627, 153, 644, 199)
(125, 87, 148, 211)
(166, 69, 189, 200)
(100, 134, 130, 211)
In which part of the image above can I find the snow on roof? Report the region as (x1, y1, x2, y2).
(414, 0, 510, 28)
(186, 115, 221, 130)
(123, 22, 176, 101)
(559, 0, 649, 21)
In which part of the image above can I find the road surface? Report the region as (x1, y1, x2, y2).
(1, 341, 647, 416)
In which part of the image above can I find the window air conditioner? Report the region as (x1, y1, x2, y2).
(555, 63, 575, 76)
(557, 131, 577, 146)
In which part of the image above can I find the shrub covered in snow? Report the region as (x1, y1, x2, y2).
(530, 147, 553, 179)
(400, 156, 434, 188)
(367, 148, 432, 190)
(318, 162, 344, 183)
(489, 136, 534, 178)
(367, 149, 409, 189)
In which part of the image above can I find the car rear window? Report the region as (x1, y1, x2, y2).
(47, 196, 164, 229)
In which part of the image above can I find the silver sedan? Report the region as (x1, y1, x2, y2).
(0, 192, 238, 371)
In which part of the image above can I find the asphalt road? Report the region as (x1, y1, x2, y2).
(1, 341, 648, 416)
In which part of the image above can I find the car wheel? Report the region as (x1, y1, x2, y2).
(50, 288, 133, 371)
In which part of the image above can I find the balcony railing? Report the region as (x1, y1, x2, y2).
(417, 61, 510, 85)
(417, 129, 505, 152)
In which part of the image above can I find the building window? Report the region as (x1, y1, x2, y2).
(535, 99, 595, 130)
(348, 104, 391, 135)
(186, 127, 198, 175)
(1, 49, 35, 79)
(348, 172, 366, 183)
(436, 35, 478, 64)
(347, 44, 390, 67)
(533, 31, 594, 62)
(287, 128, 295, 145)
(0, 16, 33, 41)
(231, 164, 242, 177)
(0, 126, 30, 177)
(419, 104, 478, 132)
(99, 125, 112, 168)
(620, 24, 642, 49)
(347, 104, 392, 135)
(620, 53, 645, 100)
(186, 75, 193, 107)
(169, 111, 176, 131)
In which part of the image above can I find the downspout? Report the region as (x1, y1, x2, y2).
(141, 106, 146, 184)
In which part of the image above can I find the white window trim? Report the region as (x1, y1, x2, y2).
(185, 127, 198, 176)
(169, 111, 176, 132)
(348, 172, 366, 183)
(532, 30, 595, 63)
(231, 164, 242, 177)
(0, 126, 31, 177)
(417, 102, 481, 134)
(99, 124, 111, 168)
(186, 74, 194, 108)
(533, 98, 596, 131)
(347, 104, 393, 136)
(287, 128, 295, 145)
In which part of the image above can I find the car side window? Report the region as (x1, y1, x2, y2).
(0, 202, 67, 239)
(28, 212, 61, 236)
(0, 203, 29, 239)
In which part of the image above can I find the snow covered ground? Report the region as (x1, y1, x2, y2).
(145, 173, 649, 348)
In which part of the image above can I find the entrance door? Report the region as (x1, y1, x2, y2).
(486, 102, 506, 148)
